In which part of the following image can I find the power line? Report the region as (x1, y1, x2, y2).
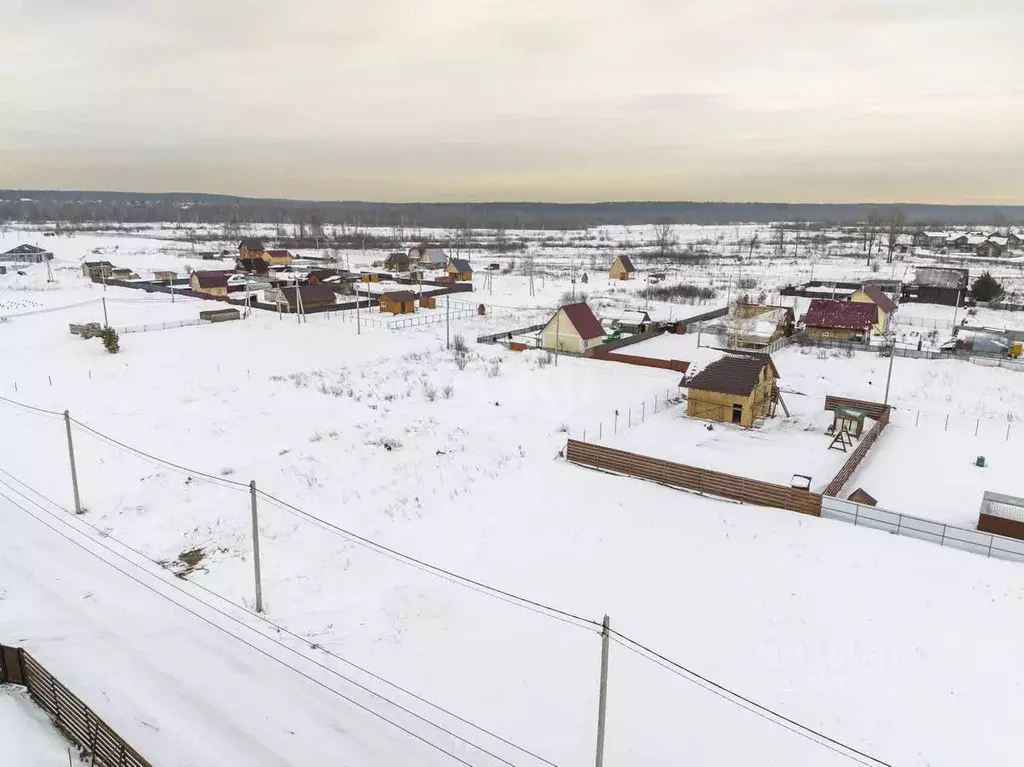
(0, 394, 597, 632)
(256, 490, 600, 632)
(607, 630, 892, 767)
(0, 393, 64, 418)
(0, 467, 560, 767)
(0, 476, 542, 767)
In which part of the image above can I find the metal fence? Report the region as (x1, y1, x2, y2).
(114, 318, 209, 334)
(0, 644, 152, 767)
(820, 497, 1024, 563)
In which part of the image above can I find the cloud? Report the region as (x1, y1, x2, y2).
(1, 0, 1022, 202)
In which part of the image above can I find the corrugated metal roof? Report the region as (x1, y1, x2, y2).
(860, 285, 898, 313)
(559, 302, 604, 340)
(683, 354, 773, 397)
(805, 299, 877, 330)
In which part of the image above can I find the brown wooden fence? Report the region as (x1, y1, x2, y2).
(824, 395, 890, 421)
(587, 349, 690, 373)
(0, 644, 152, 767)
(822, 405, 891, 497)
(565, 440, 821, 516)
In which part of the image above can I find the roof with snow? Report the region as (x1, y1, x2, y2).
(859, 285, 898, 313)
(3, 244, 49, 255)
(605, 309, 651, 325)
(449, 259, 472, 273)
(682, 352, 778, 397)
(557, 302, 604, 340)
(239, 238, 265, 250)
(805, 299, 877, 330)
(915, 267, 969, 290)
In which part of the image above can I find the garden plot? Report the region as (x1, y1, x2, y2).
(846, 421, 1020, 528)
(595, 403, 852, 492)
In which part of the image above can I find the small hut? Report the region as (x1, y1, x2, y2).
(380, 291, 416, 314)
(608, 255, 635, 281)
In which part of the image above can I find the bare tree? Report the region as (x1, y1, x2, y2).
(884, 210, 905, 264)
(863, 216, 881, 264)
(748, 233, 759, 260)
(653, 222, 677, 259)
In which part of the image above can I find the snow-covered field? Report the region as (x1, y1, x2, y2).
(3, 223, 1024, 765)
(0, 685, 84, 766)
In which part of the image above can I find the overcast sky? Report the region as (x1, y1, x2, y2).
(2, 0, 1022, 203)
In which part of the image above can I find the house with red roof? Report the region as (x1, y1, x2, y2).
(540, 302, 605, 353)
(804, 299, 878, 343)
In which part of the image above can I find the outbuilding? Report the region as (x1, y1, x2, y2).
(608, 255, 635, 281)
(446, 259, 473, 281)
(280, 283, 337, 311)
(379, 291, 417, 314)
(913, 267, 969, 306)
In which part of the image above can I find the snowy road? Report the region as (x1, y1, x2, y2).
(0, 486, 532, 767)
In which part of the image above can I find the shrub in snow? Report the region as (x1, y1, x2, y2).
(375, 437, 402, 451)
(310, 431, 324, 442)
(487, 359, 502, 378)
(972, 272, 1004, 302)
(442, 384, 455, 399)
(452, 334, 468, 353)
(454, 351, 469, 371)
(99, 326, 120, 354)
(423, 382, 438, 401)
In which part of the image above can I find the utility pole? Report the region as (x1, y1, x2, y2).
(249, 480, 264, 613)
(356, 282, 362, 335)
(445, 294, 450, 349)
(102, 297, 108, 327)
(952, 289, 962, 327)
(594, 615, 611, 767)
(554, 308, 561, 366)
(63, 410, 82, 514)
(884, 335, 896, 405)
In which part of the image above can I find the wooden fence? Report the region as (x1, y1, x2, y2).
(565, 440, 821, 516)
(586, 349, 689, 373)
(822, 404, 891, 497)
(0, 644, 151, 767)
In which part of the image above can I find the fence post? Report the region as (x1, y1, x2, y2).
(642, 402, 645, 423)
(614, 411, 619, 434)
(599, 422, 602, 440)
(915, 410, 920, 427)
(975, 418, 980, 436)
(583, 429, 587, 443)
(944, 413, 949, 432)
(63, 411, 83, 514)
(628, 408, 631, 428)
(1008, 423, 1012, 442)
(249, 480, 264, 613)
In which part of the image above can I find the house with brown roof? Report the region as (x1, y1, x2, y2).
(608, 255, 635, 281)
(681, 352, 779, 427)
(379, 290, 417, 314)
(445, 258, 473, 281)
(239, 238, 266, 261)
(81, 261, 115, 279)
(265, 249, 293, 266)
(189, 270, 232, 296)
(385, 252, 412, 272)
(540, 302, 605, 353)
(280, 283, 336, 311)
(804, 299, 878, 343)
(849, 285, 898, 334)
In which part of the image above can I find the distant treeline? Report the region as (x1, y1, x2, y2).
(2, 190, 1022, 229)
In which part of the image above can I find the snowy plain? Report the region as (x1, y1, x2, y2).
(2, 224, 1024, 765)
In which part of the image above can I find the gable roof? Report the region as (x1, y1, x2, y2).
(236, 257, 269, 274)
(4, 244, 48, 255)
(83, 260, 115, 268)
(683, 353, 776, 397)
(385, 252, 410, 263)
(266, 249, 292, 259)
(191, 270, 231, 288)
(280, 283, 336, 306)
(805, 299, 877, 330)
(859, 285, 898, 313)
(557, 302, 604, 340)
(380, 290, 417, 302)
(239, 238, 265, 250)
(915, 267, 969, 290)
(614, 255, 636, 272)
(449, 258, 472, 273)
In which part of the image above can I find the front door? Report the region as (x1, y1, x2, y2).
(732, 404, 743, 424)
